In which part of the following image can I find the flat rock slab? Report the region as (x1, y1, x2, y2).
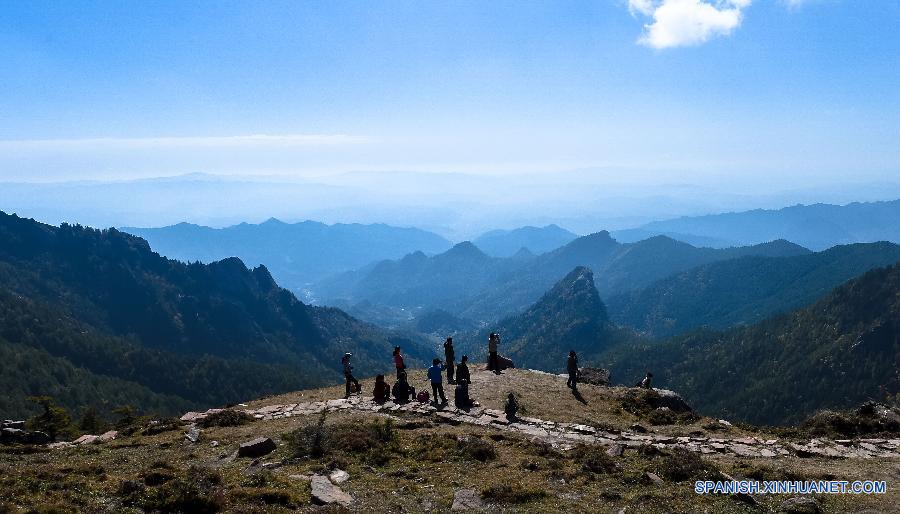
(311, 475, 352, 507)
(451, 489, 486, 511)
(779, 496, 821, 514)
(238, 437, 276, 458)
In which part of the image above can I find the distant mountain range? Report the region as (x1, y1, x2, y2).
(614, 199, 900, 251)
(0, 212, 431, 419)
(314, 232, 810, 326)
(606, 242, 900, 338)
(603, 263, 900, 425)
(472, 224, 578, 257)
(122, 219, 452, 292)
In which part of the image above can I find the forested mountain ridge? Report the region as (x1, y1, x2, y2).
(602, 263, 900, 425)
(0, 211, 431, 419)
(122, 218, 452, 292)
(606, 241, 900, 337)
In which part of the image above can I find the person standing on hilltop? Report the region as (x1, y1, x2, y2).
(566, 350, 579, 390)
(444, 337, 456, 384)
(488, 333, 500, 374)
(456, 355, 471, 385)
(427, 358, 448, 405)
(639, 372, 653, 390)
(392, 346, 405, 379)
(342, 352, 360, 399)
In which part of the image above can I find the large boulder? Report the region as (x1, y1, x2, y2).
(654, 389, 692, 413)
(578, 368, 611, 386)
(485, 354, 515, 371)
(238, 437, 276, 458)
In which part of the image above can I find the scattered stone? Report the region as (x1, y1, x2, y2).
(451, 489, 486, 511)
(329, 469, 350, 484)
(184, 426, 201, 443)
(311, 474, 352, 507)
(779, 496, 821, 514)
(238, 437, 276, 458)
(578, 367, 611, 386)
(629, 424, 648, 434)
(643, 472, 664, 485)
(718, 419, 733, 427)
(210, 441, 219, 448)
(606, 444, 625, 457)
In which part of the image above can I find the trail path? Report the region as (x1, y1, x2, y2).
(181, 395, 900, 461)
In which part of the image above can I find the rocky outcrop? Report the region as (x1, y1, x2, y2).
(578, 367, 611, 386)
(1, 426, 51, 445)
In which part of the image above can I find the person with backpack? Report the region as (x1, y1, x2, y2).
(342, 352, 360, 399)
(488, 332, 500, 374)
(443, 337, 456, 384)
(427, 358, 448, 405)
(392, 346, 405, 379)
(566, 350, 579, 390)
(392, 371, 416, 404)
(372, 374, 391, 404)
(455, 355, 471, 386)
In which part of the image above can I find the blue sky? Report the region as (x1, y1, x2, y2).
(1, 0, 898, 189)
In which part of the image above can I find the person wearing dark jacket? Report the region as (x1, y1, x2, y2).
(342, 352, 360, 399)
(504, 392, 518, 421)
(443, 337, 456, 384)
(372, 374, 391, 404)
(455, 355, 471, 385)
(488, 333, 500, 373)
(392, 371, 415, 404)
(566, 351, 579, 390)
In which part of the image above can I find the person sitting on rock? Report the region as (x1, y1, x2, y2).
(392, 346, 405, 379)
(392, 371, 415, 404)
(456, 355, 471, 385)
(639, 372, 653, 390)
(342, 352, 360, 399)
(566, 350, 579, 390)
(504, 392, 519, 421)
(427, 358, 448, 405)
(372, 374, 391, 404)
(444, 337, 456, 384)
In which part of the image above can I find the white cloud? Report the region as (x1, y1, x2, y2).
(628, 0, 751, 49)
(0, 133, 365, 151)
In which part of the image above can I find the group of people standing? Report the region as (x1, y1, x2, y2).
(339, 337, 654, 410)
(340, 337, 476, 409)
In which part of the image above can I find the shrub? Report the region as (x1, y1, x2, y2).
(481, 484, 547, 504)
(657, 448, 717, 482)
(26, 396, 73, 441)
(457, 437, 496, 462)
(197, 410, 255, 428)
(231, 487, 294, 506)
(646, 408, 676, 426)
(620, 389, 662, 416)
(77, 407, 106, 434)
(285, 414, 330, 458)
(139, 466, 223, 514)
(576, 447, 618, 474)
